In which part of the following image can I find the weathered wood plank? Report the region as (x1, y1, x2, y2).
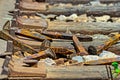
(16, 17, 48, 29)
(19, 2, 48, 11)
(87, 6, 120, 17)
(47, 21, 120, 35)
(100, 0, 120, 4)
(19, 3, 120, 16)
(46, 66, 106, 79)
(46, 0, 90, 4)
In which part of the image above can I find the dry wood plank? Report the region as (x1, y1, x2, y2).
(46, 66, 106, 79)
(19, 4, 120, 16)
(19, 2, 48, 11)
(21, 0, 90, 4)
(87, 6, 120, 17)
(85, 57, 120, 65)
(47, 21, 120, 35)
(46, 0, 90, 4)
(100, 0, 120, 4)
(16, 17, 48, 29)
(8, 60, 46, 77)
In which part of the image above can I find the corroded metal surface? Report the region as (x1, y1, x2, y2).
(72, 35, 88, 55)
(8, 60, 46, 77)
(0, 31, 38, 54)
(15, 29, 52, 41)
(41, 31, 93, 41)
(1, 0, 120, 80)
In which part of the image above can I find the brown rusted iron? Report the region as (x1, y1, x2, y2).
(51, 46, 74, 54)
(72, 35, 88, 55)
(8, 60, 46, 77)
(97, 34, 120, 54)
(41, 31, 93, 41)
(23, 59, 38, 67)
(54, 58, 67, 65)
(39, 39, 51, 51)
(0, 30, 38, 54)
(25, 48, 56, 60)
(39, 39, 74, 54)
(15, 29, 52, 42)
(16, 17, 48, 29)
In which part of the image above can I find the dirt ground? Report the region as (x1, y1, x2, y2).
(0, 0, 15, 75)
(0, 0, 15, 52)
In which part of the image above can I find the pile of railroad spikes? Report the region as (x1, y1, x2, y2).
(1, 0, 120, 80)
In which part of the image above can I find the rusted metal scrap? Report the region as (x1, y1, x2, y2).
(8, 60, 46, 78)
(39, 39, 51, 51)
(15, 29, 52, 42)
(23, 59, 38, 67)
(8, 58, 107, 79)
(40, 31, 93, 41)
(97, 34, 120, 54)
(72, 35, 88, 55)
(25, 48, 56, 60)
(0, 30, 38, 54)
(51, 46, 74, 55)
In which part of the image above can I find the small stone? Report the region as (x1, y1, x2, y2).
(67, 13, 78, 21)
(36, 13, 46, 19)
(72, 56, 84, 62)
(56, 15, 67, 21)
(74, 14, 88, 22)
(22, 15, 28, 18)
(108, 32, 119, 37)
(95, 15, 110, 22)
(88, 16, 96, 22)
(115, 18, 120, 23)
(40, 58, 56, 66)
(59, 3, 65, 7)
(99, 51, 118, 59)
(65, 3, 72, 7)
(29, 16, 34, 19)
(46, 14, 57, 19)
(111, 17, 119, 22)
(83, 55, 99, 62)
(34, 16, 41, 19)
(108, 3, 114, 6)
(92, 34, 110, 40)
